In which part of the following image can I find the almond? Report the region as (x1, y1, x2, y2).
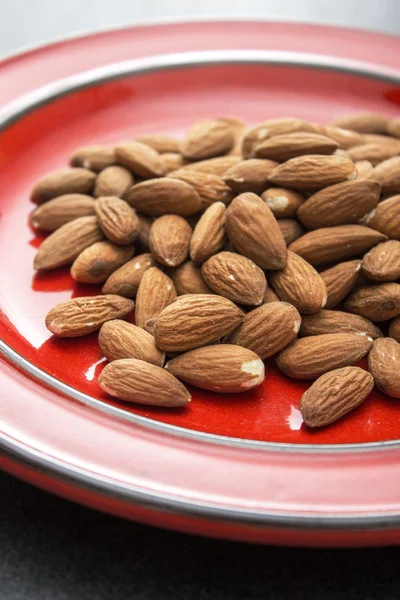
(261, 188, 304, 218)
(95, 196, 139, 245)
(102, 253, 155, 298)
(99, 358, 190, 407)
(278, 218, 305, 245)
(71, 241, 134, 284)
(170, 261, 213, 295)
(389, 316, 400, 342)
(355, 160, 374, 179)
(300, 367, 374, 427)
(387, 118, 400, 138)
(368, 157, 400, 194)
(190, 202, 226, 264)
(297, 179, 381, 229)
(268, 155, 357, 190)
(201, 251, 267, 306)
(218, 117, 247, 156)
(33, 216, 104, 270)
(223, 159, 278, 194)
(368, 337, 400, 398)
(361, 194, 400, 239)
(168, 169, 233, 207)
(99, 320, 165, 366)
(181, 119, 234, 160)
(334, 149, 352, 159)
(331, 113, 389, 134)
(362, 240, 400, 282)
(363, 134, 400, 148)
(94, 165, 134, 198)
(165, 345, 264, 393)
(136, 134, 180, 154)
(161, 152, 186, 173)
(225, 193, 287, 269)
(149, 214, 192, 267)
(269, 250, 327, 314)
(344, 282, 400, 321)
(224, 301, 301, 359)
(320, 260, 362, 309)
(181, 155, 241, 176)
(70, 146, 116, 172)
(242, 118, 315, 157)
(125, 178, 202, 216)
(115, 140, 165, 178)
(299, 310, 382, 339)
(289, 225, 387, 266)
(321, 125, 364, 149)
(135, 267, 176, 333)
(348, 142, 399, 165)
(254, 132, 338, 161)
(136, 214, 153, 250)
(31, 168, 96, 204)
(154, 294, 244, 352)
(29, 194, 95, 231)
(45, 295, 134, 337)
(262, 287, 280, 304)
(276, 333, 373, 379)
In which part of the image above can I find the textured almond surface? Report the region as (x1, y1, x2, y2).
(70, 146, 116, 172)
(29, 194, 95, 231)
(362, 195, 400, 240)
(45, 295, 134, 337)
(170, 261, 213, 295)
(181, 119, 234, 160)
(149, 215, 192, 267)
(223, 159, 278, 194)
(71, 241, 134, 284)
(169, 169, 233, 208)
(278, 218, 305, 245)
(95, 196, 139, 245)
(301, 367, 374, 427)
(136, 214, 153, 250)
(299, 310, 382, 339)
(154, 294, 244, 352)
(165, 345, 264, 393)
(99, 320, 165, 366)
(242, 118, 315, 157)
(136, 134, 180, 154)
(348, 142, 399, 165)
(362, 241, 400, 282)
(389, 316, 400, 343)
(115, 140, 165, 178)
(181, 155, 241, 176)
(321, 125, 364, 149)
(99, 358, 190, 407)
(355, 160, 374, 179)
(368, 338, 400, 398)
(94, 165, 134, 198)
(262, 188, 304, 218)
(254, 132, 338, 161)
(135, 267, 177, 333)
(368, 157, 400, 194)
(161, 152, 186, 173)
(31, 168, 96, 204)
(387, 118, 400, 138)
(261, 287, 281, 304)
(102, 253, 155, 298)
(320, 260, 361, 309)
(332, 112, 389, 134)
(344, 283, 400, 322)
(190, 202, 226, 264)
(268, 155, 357, 190)
(125, 178, 202, 216)
(276, 333, 373, 379)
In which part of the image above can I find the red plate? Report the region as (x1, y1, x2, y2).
(1, 20, 400, 546)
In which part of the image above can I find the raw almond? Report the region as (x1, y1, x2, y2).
(301, 367, 374, 427)
(154, 294, 244, 352)
(261, 287, 280, 304)
(268, 155, 357, 190)
(34, 216, 104, 270)
(362, 240, 400, 282)
(368, 157, 400, 194)
(135, 267, 176, 333)
(344, 282, 400, 321)
(165, 345, 264, 393)
(355, 160, 374, 179)
(218, 117, 247, 156)
(136, 214, 153, 250)
(71, 241, 134, 284)
(297, 179, 381, 229)
(70, 146, 116, 172)
(289, 225, 387, 266)
(99, 320, 165, 366)
(278, 218, 305, 245)
(363, 134, 400, 148)
(261, 188, 304, 218)
(242, 118, 315, 157)
(254, 132, 338, 161)
(321, 125, 364, 149)
(368, 337, 400, 398)
(361, 194, 400, 240)
(170, 261, 213, 295)
(223, 159, 278, 194)
(149, 214, 192, 267)
(31, 168, 96, 204)
(168, 169, 233, 207)
(225, 193, 287, 269)
(331, 112, 389, 134)
(299, 310, 382, 339)
(102, 253, 155, 298)
(190, 202, 226, 264)
(276, 333, 373, 379)
(224, 301, 301, 359)
(348, 142, 399, 165)
(99, 358, 190, 407)
(181, 155, 241, 176)
(320, 260, 362, 309)
(95, 196, 139, 245)
(269, 250, 327, 314)
(161, 152, 186, 173)
(181, 119, 234, 160)
(29, 194, 95, 231)
(201, 251, 267, 306)
(45, 294, 134, 337)
(136, 134, 180, 154)
(389, 316, 400, 342)
(94, 165, 134, 198)
(115, 140, 165, 178)
(387, 118, 400, 138)
(125, 178, 202, 216)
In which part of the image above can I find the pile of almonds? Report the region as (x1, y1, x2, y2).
(30, 113, 400, 428)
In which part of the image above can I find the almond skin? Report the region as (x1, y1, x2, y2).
(170, 261, 213, 295)
(348, 142, 399, 165)
(299, 310, 382, 339)
(331, 112, 389, 134)
(135, 267, 177, 333)
(254, 132, 338, 161)
(161, 152, 186, 173)
(149, 215, 192, 267)
(136, 134, 180, 154)
(321, 125, 364, 149)
(344, 283, 400, 322)
(136, 214, 153, 250)
(29, 194, 96, 231)
(45, 295, 134, 337)
(289, 225, 387, 266)
(190, 202, 226, 264)
(94, 165, 134, 198)
(99, 320, 165, 366)
(181, 119, 234, 160)
(180, 155, 241, 176)
(223, 159, 278, 194)
(368, 157, 400, 194)
(389, 316, 400, 342)
(269, 251, 327, 314)
(169, 169, 233, 208)
(278, 219, 305, 245)
(301, 367, 374, 427)
(262, 188, 304, 218)
(242, 118, 315, 157)
(125, 178, 202, 216)
(224, 301, 301, 359)
(387, 118, 400, 138)
(362, 240, 400, 282)
(268, 155, 357, 190)
(297, 180, 381, 229)
(218, 117, 247, 156)
(201, 251, 267, 306)
(361, 195, 400, 240)
(262, 287, 280, 304)
(225, 193, 287, 270)
(95, 196, 139, 245)
(355, 160, 374, 179)
(102, 253, 155, 298)
(276, 333, 373, 380)
(31, 168, 96, 204)
(115, 140, 165, 178)
(165, 345, 264, 393)
(99, 358, 190, 407)
(70, 146, 116, 172)
(34, 216, 104, 270)
(320, 260, 362, 309)
(154, 294, 244, 352)
(368, 337, 400, 398)
(71, 241, 134, 283)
